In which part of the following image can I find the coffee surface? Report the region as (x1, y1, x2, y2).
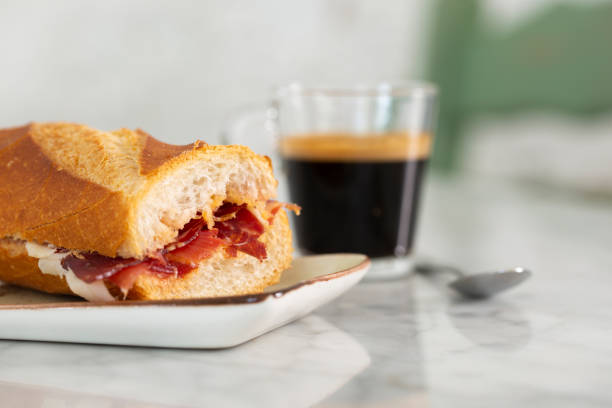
(279, 132, 431, 162)
(281, 133, 430, 257)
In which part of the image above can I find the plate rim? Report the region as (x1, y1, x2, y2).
(0, 253, 370, 310)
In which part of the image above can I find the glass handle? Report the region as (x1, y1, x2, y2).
(220, 102, 289, 201)
(220, 102, 278, 158)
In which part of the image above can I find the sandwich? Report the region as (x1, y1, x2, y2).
(0, 122, 299, 301)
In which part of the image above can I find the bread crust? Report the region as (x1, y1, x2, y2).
(136, 129, 195, 175)
(0, 123, 277, 258)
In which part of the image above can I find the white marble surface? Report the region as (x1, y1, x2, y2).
(1, 174, 611, 407)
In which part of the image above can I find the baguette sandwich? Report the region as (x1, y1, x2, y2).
(0, 123, 299, 301)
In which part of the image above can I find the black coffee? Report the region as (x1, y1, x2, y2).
(280, 133, 430, 258)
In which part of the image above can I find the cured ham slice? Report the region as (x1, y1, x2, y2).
(108, 259, 197, 294)
(62, 253, 142, 283)
(63, 253, 193, 292)
(61, 200, 294, 294)
(107, 263, 149, 294)
(165, 229, 226, 265)
(232, 238, 266, 261)
(215, 204, 266, 260)
(174, 217, 206, 246)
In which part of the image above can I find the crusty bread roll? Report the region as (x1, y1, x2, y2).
(0, 123, 293, 300)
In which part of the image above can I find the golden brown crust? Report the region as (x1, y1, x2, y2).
(0, 124, 30, 149)
(0, 239, 72, 295)
(0, 126, 130, 256)
(137, 129, 198, 175)
(0, 122, 277, 257)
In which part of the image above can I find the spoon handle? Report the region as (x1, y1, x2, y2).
(414, 262, 466, 278)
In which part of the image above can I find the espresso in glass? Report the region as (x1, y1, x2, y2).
(271, 83, 437, 279)
(281, 132, 431, 259)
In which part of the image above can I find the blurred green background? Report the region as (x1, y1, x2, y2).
(426, 0, 612, 181)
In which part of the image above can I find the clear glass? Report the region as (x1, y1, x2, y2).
(222, 81, 437, 280)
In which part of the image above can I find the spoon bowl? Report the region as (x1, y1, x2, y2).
(414, 263, 532, 299)
(449, 267, 531, 298)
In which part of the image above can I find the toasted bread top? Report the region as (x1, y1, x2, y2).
(0, 123, 277, 258)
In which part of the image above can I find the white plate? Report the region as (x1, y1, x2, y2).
(0, 253, 369, 348)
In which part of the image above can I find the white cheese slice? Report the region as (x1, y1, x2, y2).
(63, 274, 115, 302)
(25, 242, 115, 302)
(24, 241, 55, 258)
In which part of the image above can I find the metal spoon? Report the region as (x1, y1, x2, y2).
(414, 263, 532, 299)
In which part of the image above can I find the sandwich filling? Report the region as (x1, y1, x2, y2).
(25, 200, 299, 301)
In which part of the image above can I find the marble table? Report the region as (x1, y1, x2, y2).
(1, 174, 611, 407)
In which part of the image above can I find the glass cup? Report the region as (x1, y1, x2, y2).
(222, 82, 437, 280)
